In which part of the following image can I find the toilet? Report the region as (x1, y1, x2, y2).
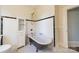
(0, 44, 12, 53)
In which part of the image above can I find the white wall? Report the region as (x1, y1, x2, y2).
(26, 21, 35, 35)
(34, 5, 55, 20)
(1, 5, 33, 19)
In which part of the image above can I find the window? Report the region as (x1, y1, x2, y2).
(18, 19, 24, 31)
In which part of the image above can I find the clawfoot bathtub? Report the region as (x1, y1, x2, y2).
(28, 34, 53, 52)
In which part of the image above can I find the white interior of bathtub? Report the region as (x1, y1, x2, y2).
(28, 33, 53, 45)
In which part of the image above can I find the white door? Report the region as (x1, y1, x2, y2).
(3, 18, 18, 50)
(18, 19, 25, 47)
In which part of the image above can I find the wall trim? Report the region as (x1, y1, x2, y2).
(68, 41, 79, 47)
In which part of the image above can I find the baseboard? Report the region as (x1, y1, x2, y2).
(69, 41, 79, 47)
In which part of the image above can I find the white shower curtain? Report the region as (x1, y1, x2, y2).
(3, 18, 18, 50)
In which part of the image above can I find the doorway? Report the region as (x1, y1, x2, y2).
(68, 7, 79, 51)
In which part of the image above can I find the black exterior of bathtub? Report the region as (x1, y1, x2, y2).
(29, 37, 51, 52)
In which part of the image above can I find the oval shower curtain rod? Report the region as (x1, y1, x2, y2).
(26, 16, 55, 22)
(1, 15, 55, 22)
(36, 16, 55, 21)
(1, 16, 16, 19)
(1, 16, 26, 20)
